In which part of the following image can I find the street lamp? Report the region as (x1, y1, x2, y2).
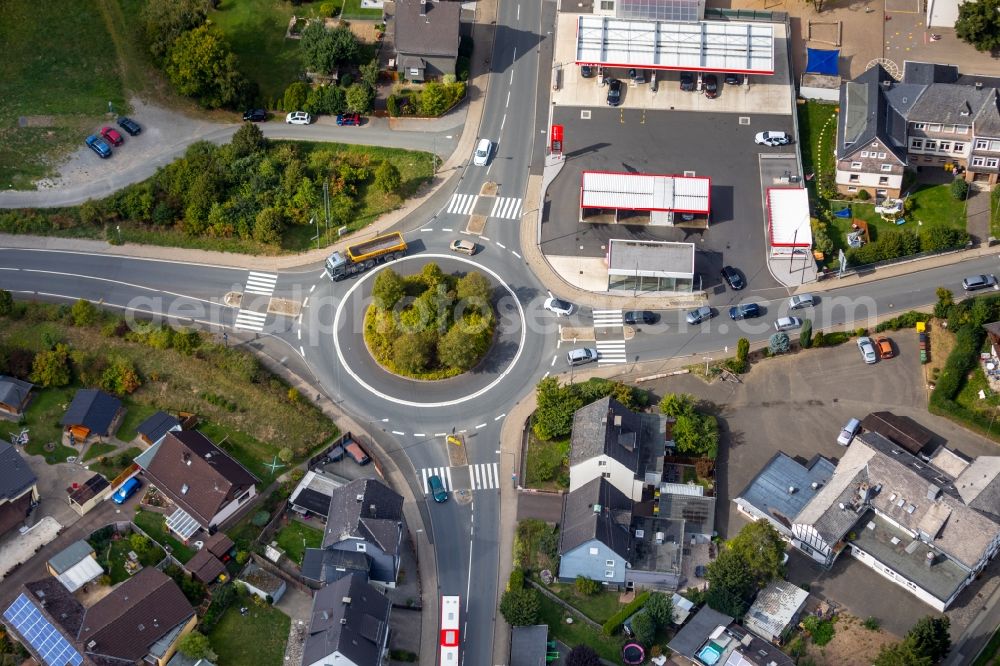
(703, 356, 712, 374)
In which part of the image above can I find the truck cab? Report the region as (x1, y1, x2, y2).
(326, 252, 349, 280)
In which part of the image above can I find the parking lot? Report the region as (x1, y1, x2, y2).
(646, 332, 1000, 635)
(542, 106, 795, 295)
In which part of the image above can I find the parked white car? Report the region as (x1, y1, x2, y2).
(857, 336, 878, 364)
(755, 131, 791, 146)
(285, 111, 312, 125)
(838, 418, 861, 446)
(788, 293, 815, 310)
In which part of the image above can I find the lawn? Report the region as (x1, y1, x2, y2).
(211, 0, 305, 102)
(96, 532, 165, 584)
(196, 422, 288, 484)
(974, 624, 1000, 666)
(116, 402, 161, 442)
(82, 442, 117, 463)
(133, 508, 197, 563)
(537, 593, 623, 662)
(0, 387, 79, 464)
(88, 447, 142, 483)
(524, 434, 569, 491)
(208, 603, 291, 666)
(273, 520, 324, 564)
(954, 364, 1000, 417)
(797, 101, 838, 195)
(993, 187, 1000, 240)
(341, 0, 384, 20)
(546, 583, 623, 624)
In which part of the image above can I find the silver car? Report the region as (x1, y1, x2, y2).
(543, 297, 574, 316)
(567, 348, 598, 366)
(788, 293, 815, 310)
(686, 306, 713, 325)
(774, 316, 802, 331)
(857, 336, 878, 364)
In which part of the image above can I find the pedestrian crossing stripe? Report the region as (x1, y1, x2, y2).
(244, 271, 278, 296)
(489, 197, 522, 220)
(234, 309, 267, 332)
(447, 193, 479, 215)
(470, 463, 499, 490)
(596, 340, 627, 363)
(592, 309, 624, 327)
(422, 467, 454, 494)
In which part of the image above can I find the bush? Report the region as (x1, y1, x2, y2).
(0, 289, 13, 316)
(508, 568, 525, 591)
(802, 616, 835, 646)
(799, 319, 813, 349)
(100, 356, 142, 395)
(874, 310, 931, 332)
(575, 576, 600, 596)
(857, 189, 870, 200)
(768, 332, 790, 354)
(319, 1, 336, 16)
(602, 591, 650, 636)
(864, 616, 881, 631)
(387, 94, 399, 116)
(499, 587, 540, 626)
(30, 343, 72, 387)
(934, 288, 955, 319)
(71, 299, 99, 326)
(950, 177, 970, 200)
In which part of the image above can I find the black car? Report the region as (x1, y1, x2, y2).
(704, 74, 719, 98)
(606, 79, 622, 106)
(116, 116, 141, 136)
(624, 311, 658, 325)
(721, 265, 745, 290)
(627, 68, 637, 80)
(243, 109, 267, 122)
(729, 303, 761, 320)
(581, 64, 594, 78)
(724, 73, 742, 85)
(679, 73, 695, 91)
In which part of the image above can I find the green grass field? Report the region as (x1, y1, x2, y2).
(537, 593, 623, 661)
(209, 603, 291, 666)
(133, 509, 197, 563)
(273, 520, 324, 564)
(0, 387, 79, 464)
(211, 0, 305, 102)
(341, 0, 383, 19)
(88, 447, 142, 482)
(82, 442, 117, 462)
(545, 583, 623, 624)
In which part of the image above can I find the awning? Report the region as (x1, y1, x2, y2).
(581, 171, 711, 213)
(57, 557, 104, 593)
(767, 188, 813, 248)
(166, 507, 201, 541)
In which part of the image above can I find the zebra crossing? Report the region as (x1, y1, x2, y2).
(234, 310, 268, 332)
(470, 462, 499, 490)
(420, 463, 500, 493)
(489, 197, 523, 220)
(243, 271, 278, 297)
(592, 309, 624, 328)
(596, 340, 628, 364)
(447, 193, 479, 216)
(421, 466, 454, 494)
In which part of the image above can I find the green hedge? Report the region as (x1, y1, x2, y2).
(930, 325, 983, 403)
(874, 311, 931, 332)
(602, 591, 649, 636)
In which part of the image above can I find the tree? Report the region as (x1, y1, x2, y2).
(934, 287, 954, 318)
(956, 0, 1000, 52)
(420, 262, 446, 289)
(360, 59, 380, 92)
(644, 592, 674, 627)
(659, 392, 696, 417)
(673, 413, 719, 459)
(345, 82, 373, 113)
(705, 549, 756, 618)
(71, 299, 99, 327)
(304, 84, 346, 115)
(141, 0, 211, 62)
(419, 81, 449, 116)
(253, 207, 285, 244)
(165, 25, 248, 108)
(231, 122, 267, 158)
(727, 520, 786, 585)
(31, 343, 72, 388)
(373, 160, 402, 195)
(950, 177, 970, 200)
(0, 289, 13, 316)
(533, 377, 583, 440)
(283, 81, 310, 112)
(907, 616, 951, 663)
(499, 588, 540, 626)
(372, 269, 405, 310)
(278, 447, 294, 463)
(769, 332, 790, 354)
(437, 324, 481, 371)
(799, 319, 813, 349)
(393, 332, 435, 373)
(177, 631, 217, 661)
(301, 21, 339, 73)
(329, 24, 359, 63)
(873, 640, 933, 666)
(101, 356, 142, 395)
(566, 645, 601, 666)
(631, 611, 657, 645)
(456, 271, 492, 311)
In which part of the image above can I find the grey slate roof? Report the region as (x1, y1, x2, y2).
(837, 65, 913, 163)
(301, 547, 372, 584)
(0, 376, 32, 410)
(903, 60, 959, 84)
(570, 396, 646, 469)
(395, 0, 461, 58)
(61, 389, 121, 436)
(323, 478, 403, 553)
(301, 573, 390, 666)
(743, 580, 809, 641)
(510, 625, 549, 666)
(24, 577, 86, 637)
(735, 452, 835, 531)
(47, 540, 95, 575)
(293, 488, 333, 517)
(974, 92, 1000, 138)
(0, 441, 36, 501)
(955, 456, 1000, 520)
(559, 477, 633, 560)
(667, 605, 734, 658)
(136, 411, 180, 444)
(906, 83, 992, 125)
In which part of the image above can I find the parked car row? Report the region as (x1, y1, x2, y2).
(691, 294, 817, 327)
(85, 117, 142, 159)
(243, 109, 364, 126)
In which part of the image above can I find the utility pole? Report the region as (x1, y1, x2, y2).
(323, 180, 330, 243)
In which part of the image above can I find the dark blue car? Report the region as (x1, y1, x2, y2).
(729, 303, 761, 320)
(85, 135, 112, 159)
(112, 477, 141, 504)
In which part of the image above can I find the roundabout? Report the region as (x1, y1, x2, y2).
(331, 254, 528, 408)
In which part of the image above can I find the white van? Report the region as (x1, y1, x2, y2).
(473, 138, 492, 166)
(837, 418, 861, 446)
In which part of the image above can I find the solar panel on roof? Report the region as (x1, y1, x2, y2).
(3, 594, 83, 666)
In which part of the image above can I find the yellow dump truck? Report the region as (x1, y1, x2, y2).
(325, 232, 408, 280)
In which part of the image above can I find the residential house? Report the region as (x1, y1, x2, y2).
(510, 625, 549, 666)
(668, 606, 795, 666)
(0, 376, 33, 418)
(305, 478, 405, 588)
(290, 469, 347, 519)
(737, 432, 1000, 611)
(46, 540, 104, 593)
(834, 60, 1000, 198)
(558, 477, 634, 586)
(394, 0, 461, 82)
(301, 572, 391, 666)
(742, 580, 809, 644)
(733, 452, 836, 541)
(61, 389, 123, 443)
(3, 568, 196, 666)
(184, 532, 234, 585)
(136, 411, 182, 447)
(0, 441, 38, 537)
(135, 430, 259, 541)
(569, 396, 671, 501)
(68, 474, 111, 516)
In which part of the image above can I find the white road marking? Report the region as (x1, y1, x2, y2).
(442, 228, 454, 232)
(299, 345, 304, 356)
(551, 355, 557, 366)
(596, 339, 628, 364)
(512, 250, 521, 258)
(309, 284, 316, 293)
(234, 309, 267, 331)
(392, 430, 405, 435)
(490, 197, 522, 220)
(476, 423, 487, 429)
(244, 271, 278, 296)
(592, 309, 624, 327)
(414, 433, 425, 437)
(494, 413, 506, 421)
(434, 432, 447, 437)
(297, 328, 301, 340)
(421, 227, 434, 232)
(302, 297, 309, 308)
(447, 193, 479, 215)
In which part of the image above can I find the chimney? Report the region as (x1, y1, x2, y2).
(87, 640, 97, 649)
(787, 486, 797, 494)
(322, 611, 330, 620)
(925, 551, 935, 567)
(341, 618, 348, 625)
(811, 482, 820, 490)
(183, 451, 191, 465)
(614, 415, 623, 428)
(593, 503, 602, 514)
(369, 504, 377, 516)
(419, 0, 427, 16)
(341, 596, 352, 605)
(356, 494, 364, 502)
(976, 81, 984, 90)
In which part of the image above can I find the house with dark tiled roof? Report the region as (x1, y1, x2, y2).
(558, 477, 633, 586)
(135, 411, 181, 447)
(184, 532, 234, 584)
(302, 572, 391, 666)
(61, 389, 123, 443)
(835, 60, 1000, 199)
(394, 0, 461, 82)
(569, 396, 671, 501)
(68, 473, 111, 516)
(302, 479, 404, 588)
(135, 430, 258, 542)
(0, 441, 38, 538)
(0, 375, 33, 418)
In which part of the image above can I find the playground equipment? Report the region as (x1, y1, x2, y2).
(623, 643, 646, 665)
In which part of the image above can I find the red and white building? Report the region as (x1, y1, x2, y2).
(580, 171, 711, 225)
(766, 188, 813, 256)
